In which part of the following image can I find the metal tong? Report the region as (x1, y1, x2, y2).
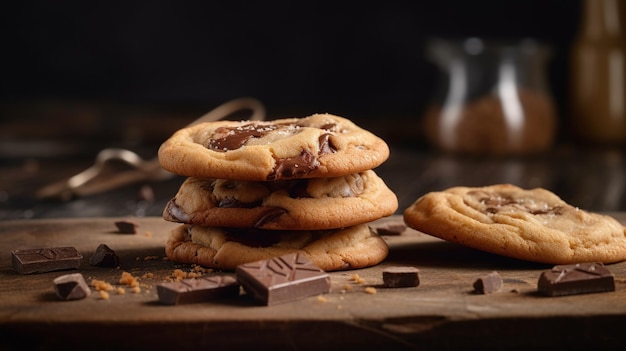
(36, 97, 266, 199)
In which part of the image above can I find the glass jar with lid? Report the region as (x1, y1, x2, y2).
(422, 37, 558, 155)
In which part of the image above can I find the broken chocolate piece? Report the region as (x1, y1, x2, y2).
(12, 247, 82, 274)
(537, 262, 615, 297)
(375, 222, 407, 236)
(382, 266, 420, 288)
(156, 275, 240, 305)
(53, 273, 91, 300)
(90, 244, 120, 267)
(236, 252, 330, 305)
(115, 220, 138, 234)
(473, 271, 503, 294)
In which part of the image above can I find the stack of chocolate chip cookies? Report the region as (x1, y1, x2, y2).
(158, 113, 398, 271)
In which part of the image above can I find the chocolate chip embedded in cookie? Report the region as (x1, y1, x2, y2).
(157, 113, 390, 181)
(164, 224, 389, 271)
(162, 170, 398, 230)
(403, 184, 626, 264)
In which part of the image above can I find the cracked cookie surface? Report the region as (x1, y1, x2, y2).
(165, 223, 389, 271)
(158, 113, 390, 181)
(163, 170, 398, 230)
(403, 184, 626, 264)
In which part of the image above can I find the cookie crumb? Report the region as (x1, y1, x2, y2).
(172, 269, 188, 281)
(364, 287, 377, 295)
(316, 295, 328, 303)
(119, 271, 140, 287)
(91, 279, 114, 291)
(116, 287, 125, 295)
(350, 274, 365, 284)
(99, 290, 110, 300)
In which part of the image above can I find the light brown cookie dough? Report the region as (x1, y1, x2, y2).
(158, 113, 390, 181)
(165, 224, 389, 271)
(163, 170, 398, 230)
(403, 184, 626, 264)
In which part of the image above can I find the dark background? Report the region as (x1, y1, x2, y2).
(4, 1, 626, 220)
(1, 0, 580, 144)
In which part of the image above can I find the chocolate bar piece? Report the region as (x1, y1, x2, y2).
(382, 266, 420, 288)
(114, 220, 138, 234)
(53, 273, 91, 300)
(236, 252, 330, 306)
(12, 247, 82, 274)
(90, 244, 120, 267)
(537, 262, 615, 297)
(473, 271, 503, 294)
(156, 275, 240, 305)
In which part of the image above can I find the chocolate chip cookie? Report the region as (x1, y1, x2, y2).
(158, 113, 390, 181)
(403, 184, 626, 264)
(165, 223, 389, 271)
(163, 170, 398, 230)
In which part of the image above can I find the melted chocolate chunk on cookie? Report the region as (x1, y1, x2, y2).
(217, 197, 262, 208)
(164, 200, 191, 222)
(268, 134, 337, 181)
(471, 191, 563, 216)
(269, 150, 319, 180)
(287, 180, 311, 198)
(318, 133, 337, 155)
(254, 207, 288, 227)
(207, 124, 283, 151)
(318, 123, 339, 132)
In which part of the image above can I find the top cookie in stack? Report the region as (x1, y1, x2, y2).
(159, 113, 390, 181)
(158, 113, 398, 271)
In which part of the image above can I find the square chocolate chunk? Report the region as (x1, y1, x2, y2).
(53, 273, 91, 300)
(236, 252, 330, 306)
(537, 262, 615, 297)
(157, 275, 240, 305)
(114, 220, 138, 234)
(12, 247, 82, 274)
(473, 271, 503, 294)
(382, 266, 420, 288)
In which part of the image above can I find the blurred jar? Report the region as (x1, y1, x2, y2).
(422, 37, 558, 155)
(570, 0, 626, 147)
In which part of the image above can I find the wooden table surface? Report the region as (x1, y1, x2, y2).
(1, 215, 626, 351)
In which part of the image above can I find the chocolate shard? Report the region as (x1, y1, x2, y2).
(537, 262, 615, 297)
(90, 244, 120, 267)
(473, 271, 503, 294)
(382, 266, 420, 288)
(53, 273, 91, 300)
(12, 247, 82, 274)
(236, 252, 330, 306)
(156, 275, 240, 305)
(114, 220, 138, 234)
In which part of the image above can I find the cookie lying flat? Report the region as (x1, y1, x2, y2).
(163, 170, 398, 230)
(403, 184, 626, 264)
(165, 224, 388, 271)
(158, 113, 390, 181)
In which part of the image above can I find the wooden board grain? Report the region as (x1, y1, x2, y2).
(1, 215, 626, 351)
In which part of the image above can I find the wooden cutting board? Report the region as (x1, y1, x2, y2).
(1, 215, 626, 351)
